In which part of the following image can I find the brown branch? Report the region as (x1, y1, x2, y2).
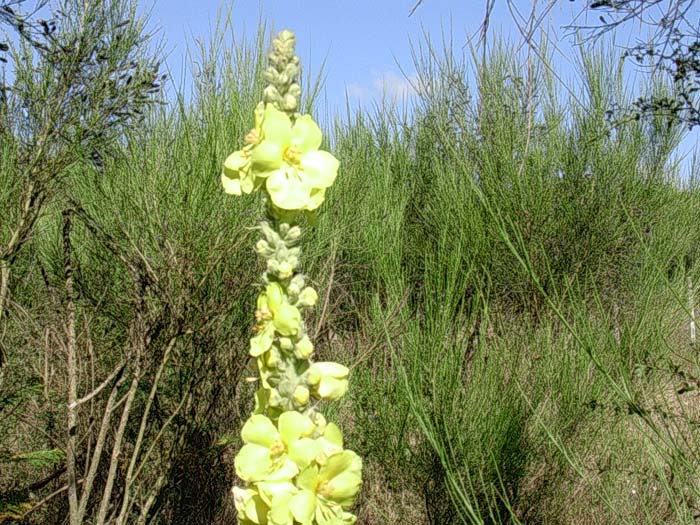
(95, 310, 145, 525)
(63, 208, 80, 525)
(68, 360, 127, 410)
(116, 334, 179, 523)
(77, 367, 127, 522)
(22, 479, 84, 519)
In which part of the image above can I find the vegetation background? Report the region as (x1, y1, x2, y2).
(1, 0, 700, 523)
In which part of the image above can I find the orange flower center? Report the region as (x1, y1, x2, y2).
(284, 146, 302, 165)
(269, 440, 286, 456)
(318, 480, 333, 498)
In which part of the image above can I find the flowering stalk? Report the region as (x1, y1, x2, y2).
(221, 30, 362, 525)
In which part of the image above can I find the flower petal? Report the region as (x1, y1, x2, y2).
(250, 323, 275, 357)
(266, 168, 312, 210)
(296, 465, 320, 491)
(233, 486, 269, 525)
(305, 188, 326, 211)
(291, 115, 323, 153)
(312, 362, 349, 377)
(320, 450, 362, 483)
(322, 423, 344, 451)
(279, 411, 315, 445)
(273, 303, 301, 336)
(221, 172, 242, 195)
(289, 437, 321, 469)
(300, 150, 339, 188)
(223, 150, 249, 176)
(266, 458, 299, 481)
(325, 471, 362, 507)
(252, 140, 284, 172)
(262, 103, 293, 145)
(290, 490, 317, 524)
(317, 377, 348, 401)
(241, 414, 279, 446)
(234, 443, 272, 481)
(257, 480, 297, 507)
(265, 283, 284, 312)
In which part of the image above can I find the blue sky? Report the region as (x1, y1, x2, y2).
(142, 0, 698, 176)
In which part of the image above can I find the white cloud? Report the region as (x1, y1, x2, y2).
(346, 70, 417, 102)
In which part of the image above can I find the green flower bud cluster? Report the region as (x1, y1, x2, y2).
(249, 222, 349, 415)
(221, 30, 362, 525)
(255, 222, 302, 279)
(263, 29, 302, 115)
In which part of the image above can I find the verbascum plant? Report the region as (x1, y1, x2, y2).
(221, 30, 362, 525)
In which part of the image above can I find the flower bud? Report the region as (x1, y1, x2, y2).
(278, 337, 293, 351)
(306, 367, 321, 386)
(254, 239, 271, 255)
(278, 261, 293, 279)
(268, 388, 283, 407)
(288, 84, 302, 98)
(282, 93, 298, 111)
(264, 85, 281, 101)
(308, 362, 349, 401)
(294, 335, 314, 359)
(264, 67, 279, 83)
(287, 274, 306, 296)
(285, 63, 299, 80)
(259, 221, 279, 244)
(293, 385, 310, 405)
(297, 287, 318, 307)
(285, 226, 301, 242)
(267, 259, 280, 274)
(264, 346, 280, 367)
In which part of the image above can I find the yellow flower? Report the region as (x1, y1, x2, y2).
(251, 283, 301, 357)
(234, 412, 319, 483)
(250, 104, 339, 211)
(287, 450, 362, 525)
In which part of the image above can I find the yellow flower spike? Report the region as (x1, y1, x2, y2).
(227, 31, 361, 525)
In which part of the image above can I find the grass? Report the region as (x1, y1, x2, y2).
(2, 9, 700, 525)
